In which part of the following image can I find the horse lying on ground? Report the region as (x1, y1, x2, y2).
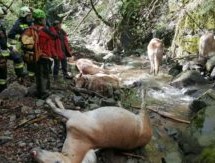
(75, 58, 109, 75)
(31, 96, 152, 163)
(75, 73, 120, 96)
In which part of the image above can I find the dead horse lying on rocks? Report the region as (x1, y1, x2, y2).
(75, 73, 120, 96)
(31, 96, 152, 163)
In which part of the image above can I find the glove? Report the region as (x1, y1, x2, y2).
(7, 43, 18, 52)
(10, 50, 21, 61)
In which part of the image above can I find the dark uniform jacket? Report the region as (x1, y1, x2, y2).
(0, 19, 7, 50)
(8, 18, 32, 39)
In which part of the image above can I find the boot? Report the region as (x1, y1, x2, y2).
(64, 72, 72, 79)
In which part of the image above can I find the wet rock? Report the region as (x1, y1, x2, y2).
(182, 61, 197, 71)
(0, 82, 27, 99)
(178, 133, 202, 155)
(27, 84, 37, 96)
(163, 152, 182, 163)
(88, 96, 100, 104)
(191, 106, 215, 147)
(182, 59, 205, 73)
(89, 103, 99, 110)
(155, 143, 166, 152)
(189, 100, 207, 113)
(206, 55, 215, 72)
(182, 87, 198, 96)
(189, 89, 215, 113)
(100, 98, 117, 106)
(36, 99, 45, 107)
(179, 106, 215, 162)
(164, 127, 179, 140)
(168, 62, 182, 77)
(170, 70, 209, 89)
(0, 136, 13, 145)
(72, 96, 86, 107)
(210, 66, 215, 79)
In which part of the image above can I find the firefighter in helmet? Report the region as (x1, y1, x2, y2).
(8, 6, 34, 79)
(0, 6, 25, 92)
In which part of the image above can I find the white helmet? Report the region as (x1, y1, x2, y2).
(19, 6, 31, 18)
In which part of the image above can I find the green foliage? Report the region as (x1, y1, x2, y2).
(198, 147, 215, 163)
(191, 109, 205, 131)
(115, 0, 165, 51)
(198, 0, 215, 15)
(120, 88, 142, 108)
(120, 0, 143, 17)
(21, 0, 46, 9)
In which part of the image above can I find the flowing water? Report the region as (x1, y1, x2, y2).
(72, 25, 196, 162)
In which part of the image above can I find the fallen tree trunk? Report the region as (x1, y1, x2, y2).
(148, 107, 190, 124)
(132, 105, 190, 124)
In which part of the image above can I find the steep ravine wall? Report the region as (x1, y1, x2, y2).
(170, 0, 215, 57)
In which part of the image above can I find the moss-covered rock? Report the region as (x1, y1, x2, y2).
(189, 89, 215, 113)
(170, 70, 209, 88)
(190, 106, 215, 147)
(174, 0, 215, 56)
(180, 105, 215, 162)
(179, 35, 199, 54)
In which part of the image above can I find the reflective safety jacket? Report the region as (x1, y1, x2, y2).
(0, 50, 9, 57)
(8, 18, 32, 39)
(0, 79, 6, 85)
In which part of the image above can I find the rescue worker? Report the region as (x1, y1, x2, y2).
(31, 9, 57, 98)
(8, 6, 34, 79)
(0, 7, 25, 92)
(52, 20, 72, 80)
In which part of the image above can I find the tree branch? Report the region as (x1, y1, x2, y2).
(72, 1, 99, 33)
(90, 0, 113, 27)
(0, 0, 15, 13)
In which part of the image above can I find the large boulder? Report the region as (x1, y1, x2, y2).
(206, 56, 215, 72)
(170, 70, 209, 89)
(0, 82, 27, 99)
(189, 89, 215, 113)
(179, 105, 215, 162)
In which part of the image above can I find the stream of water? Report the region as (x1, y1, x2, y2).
(75, 35, 196, 162)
